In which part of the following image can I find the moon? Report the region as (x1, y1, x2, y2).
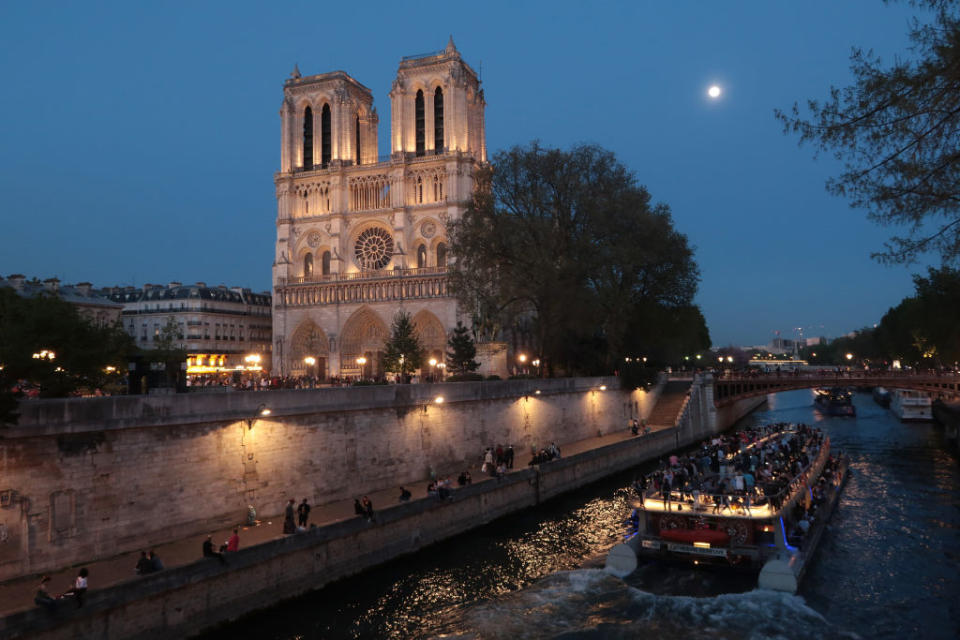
(708, 85, 722, 99)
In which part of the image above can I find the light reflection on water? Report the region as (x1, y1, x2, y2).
(198, 390, 959, 640)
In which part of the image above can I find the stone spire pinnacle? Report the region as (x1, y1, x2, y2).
(290, 63, 301, 79)
(445, 35, 457, 54)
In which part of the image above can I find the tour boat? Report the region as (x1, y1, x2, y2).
(890, 389, 933, 422)
(872, 386, 891, 408)
(813, 387, 856, 416)
(606, 426, 849, 593)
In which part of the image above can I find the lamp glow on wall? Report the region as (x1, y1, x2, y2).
(246, 403, 271, 430)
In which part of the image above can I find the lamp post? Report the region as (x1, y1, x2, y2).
(429, 357, 437, 382)
(518, 353, 527, 376)
(304, 356, 316, 383)
(356, 356, 367, 381)
(437, 361, 446, 381)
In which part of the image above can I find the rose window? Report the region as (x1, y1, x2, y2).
(354, 227, 394, 270)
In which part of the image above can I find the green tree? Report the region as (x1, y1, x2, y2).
(776, 1, 960, 264)
(449, 142, 704, 375)
(382, 311, 424, 381)
(0, 288, 135, 424)
(446, 321, 480, 375)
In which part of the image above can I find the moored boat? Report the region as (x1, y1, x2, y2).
(814, 387, 856, 416)
(890, 389, 933, 422)
(872, 386, 891, 408)
(606, 424, 849, 593)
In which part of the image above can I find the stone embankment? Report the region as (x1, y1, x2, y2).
(0, 375, 764, 639)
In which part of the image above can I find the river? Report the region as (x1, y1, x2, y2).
(199, 389, 960, 639)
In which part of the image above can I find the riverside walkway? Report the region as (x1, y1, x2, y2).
(0, 424, 670, 618)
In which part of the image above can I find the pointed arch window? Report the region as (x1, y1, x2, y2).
(436, 242, 447, 267)
(321, 104, 332, 167)
(304, 252, 314, 277)
(434, 87, 444, 154)
(303, 106, 313, 168)
(355, 114, 361, 165)
(417, 244, 427, 268)
(415, 89, 425, 156)
(322, 251, 331, 276)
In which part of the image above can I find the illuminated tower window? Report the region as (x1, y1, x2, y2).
(355, 114, 361, 165)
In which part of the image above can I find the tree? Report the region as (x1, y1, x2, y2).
(0, 287, 135, 424)
(382, 311, 424, 381)
(446, 321, 480, 375)
(776, 1, 960, 265)
(448, 142, 705, 375)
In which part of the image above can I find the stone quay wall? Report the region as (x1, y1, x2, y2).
(0, 426, 689, 640)
(0, 377, 662, 583)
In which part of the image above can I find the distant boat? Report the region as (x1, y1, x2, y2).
(872, 386, 891, 408)
(814, 388, 856, 417)
(891, 389, 933, 422)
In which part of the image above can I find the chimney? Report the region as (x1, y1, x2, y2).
(43, 277, 60, 293)
(195, 281, 206, 288)
(76, 282, 92, 296)
(143, 283, 153, 292)
(217, 284, 227, 290)
(169, 281, 182, 289)
(7, 274, 25, 291)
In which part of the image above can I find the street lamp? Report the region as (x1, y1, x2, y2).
(437, 361, 446, 380)
(304, 356, 316, 379)
(845, 353, 854, 361)
(429, 357, 437, 382)
(32, 349, 55, 361)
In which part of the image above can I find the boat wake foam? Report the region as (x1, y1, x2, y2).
(430, 569, 859, 640)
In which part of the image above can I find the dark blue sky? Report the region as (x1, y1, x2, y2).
(0, 1, 932, 346)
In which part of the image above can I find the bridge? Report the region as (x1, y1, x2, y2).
(711, 372, 960, 406)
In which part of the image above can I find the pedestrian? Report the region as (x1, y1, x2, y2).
(34, 576, 57, 611)
(135, 551, 152, 575)
(354, 498, 365, 516)
(148, 550, 164, 572)
(506, 445, 514, 469)
(202, 535, 226, 564)
(226, 528, 240, 552)
(59, 568, 88, 607)
(361, 495, 374, 522)
(283, 498, 297, 534)
(297, 498, 311, 527)
(398, 486, 412, 501)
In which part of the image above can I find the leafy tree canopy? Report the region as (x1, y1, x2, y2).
(777, 1, 960, 265)
(449, 142, 707, 374)
(0, 288, 135, 424)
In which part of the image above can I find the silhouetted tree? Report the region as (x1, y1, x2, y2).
(446, 321, 480, 375)
(382, 312, 424, 381)
(777, 1, 960, 264)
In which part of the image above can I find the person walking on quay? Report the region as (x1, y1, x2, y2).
(506, 445, 514, 469)
(226, 528, 240, 552)
(297, 498, 311, 527)
(59, 568, 89, 607)
(361, 495, 375, 522)
(354, 498, 365, 517)
(283, 498, 297, 534)
(34, 576, 57, 611)
(203, 535, 226, 564)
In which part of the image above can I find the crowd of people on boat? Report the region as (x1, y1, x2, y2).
(632, 422, 827, 514)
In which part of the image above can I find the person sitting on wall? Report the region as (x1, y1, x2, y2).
(135, 551, 153, 575)
(202, 535, 226, 565)
(226, 528, 240, 552)
(399, 486, 412, 502)
(34, 576, 57, 611)
(59, 568, 88, 607)
(354, 498, 365, 517)
(148, 550, 164, 572)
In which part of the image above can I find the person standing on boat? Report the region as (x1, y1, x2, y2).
(661, 470, 673, 511)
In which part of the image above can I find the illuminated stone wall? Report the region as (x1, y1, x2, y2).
(0, 377, 661, 581)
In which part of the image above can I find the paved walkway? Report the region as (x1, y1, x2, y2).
(0, 425, 665, 617)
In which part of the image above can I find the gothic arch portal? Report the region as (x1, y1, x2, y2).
(412, 309, 447, 365)
(340, 307, 389, 377)
(290, 319, 330, 378)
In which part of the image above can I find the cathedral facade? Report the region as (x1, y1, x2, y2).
(272, 39, 486, 378)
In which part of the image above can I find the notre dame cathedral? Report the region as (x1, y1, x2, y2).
(272, 38, 486, 378)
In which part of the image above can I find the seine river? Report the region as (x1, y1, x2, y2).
(200, 389, 960, 639)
